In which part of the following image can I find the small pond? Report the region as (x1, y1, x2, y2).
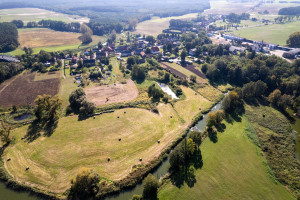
(157, 83, 178, 99)
(14, 114, 32, 121)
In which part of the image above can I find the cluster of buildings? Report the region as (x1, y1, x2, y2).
(0, 55, 20, 63)
(220, 34, 300, 59)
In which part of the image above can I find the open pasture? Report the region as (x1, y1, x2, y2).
(0, 8, 89, 23)
(0, 71, 60, 107)
(134, 13, 198, 36)
(158, 117, 295, 200)
(233, 21, 300, 46)
(85, 79, 139, 106)
(18, 28, 81, 49)
(3, 86, 213, 193)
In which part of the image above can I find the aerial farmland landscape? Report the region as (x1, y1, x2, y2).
(0, 0, 299, 200)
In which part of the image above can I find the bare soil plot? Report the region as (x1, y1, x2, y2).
(85, 79, 139, 106)
(186, 65, 206, 79)
(161, 63, 187, 79)
(18, 28, 81, 49)
(0, 71, 60, 107)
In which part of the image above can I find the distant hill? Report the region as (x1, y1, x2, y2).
(278, 6, 300, 15)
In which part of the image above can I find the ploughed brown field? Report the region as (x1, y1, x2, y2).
(85, 79, 139, 106)
(0, 71, 60, 107)
(161, 63, 187, 79)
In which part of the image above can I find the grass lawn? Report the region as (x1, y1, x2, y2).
(3, 85, 213, 194)
(197, 84, 223, 102)
(174, 86, 212, 122)
(158, 117, 295, 200)
(8, 28, 105, 55)
(0, 8, 89, 24)
(232, 21, 300, 46)
(58, 69, 77, 109)
(134, 13, 198, 37)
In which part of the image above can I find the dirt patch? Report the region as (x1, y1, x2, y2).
(0, 71, 60, 107)
(161, 63, 187, 79)
(85, 79, 138, 106)
(186, 65, 206, 79)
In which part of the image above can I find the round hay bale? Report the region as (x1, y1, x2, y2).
(7, 158, 11, 161)
(117, 116, 120, 119)
(107, 158, 110, 162)
(119, 138, 121, 141)
(170, 116, 173, 118)
(263, 114, 265, 118)
(26, 166, 29, 171)
(124, 112, 126, 114)
(93, 116, 96, 119)
(157, 140, 160, 144)
(139, 158, 142, 162)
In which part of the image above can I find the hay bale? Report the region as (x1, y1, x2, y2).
(139, 158, 142, 162)
(170, 116, 173, 118)
(263, 114, 265, 118)
(157, 140, 160, 144)
(119, 138, 121, 141)
(7, 158, 11, 161)
(26, 166, 29, 171)
(117, 116, 120, 119)
(107, 158, 110, 162)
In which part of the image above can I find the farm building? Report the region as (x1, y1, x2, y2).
(189, 48, 197, 56)
(0, 55, 20, 62)
(223, 34, 245, 42)
(229, 46, 245, 55)
(283, 48, 300, 59)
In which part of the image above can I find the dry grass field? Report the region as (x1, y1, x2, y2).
(85, 80, 139, 106)
(0, 8, 89, 23)
(18, 28, 82, 49)
(3, 86, 214, 194)
(0, 71, 60, 107)
(197, 84, 223, 102)
(134, 13, 198, 36)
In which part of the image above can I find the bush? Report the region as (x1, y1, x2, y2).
(143, 174, 159, 200)
(69, 168, 100, 199)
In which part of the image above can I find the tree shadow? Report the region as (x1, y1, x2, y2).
(170, 170, 185, 188)
(26, 119, 58, 142)
(215, 123, 226, 132)
(192, 149, 203, 170)
(208, 130, 218, 143)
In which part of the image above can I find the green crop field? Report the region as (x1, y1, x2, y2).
(232, 21, 300, 46)
(0, 8, 89, 24)
(158, 117, 295, 200)
(3, 86, 214, 194)
(134, 13, 198, 36)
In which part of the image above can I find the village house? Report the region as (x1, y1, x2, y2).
(189, 48, 197, 56)
(151, 46, 160, 55)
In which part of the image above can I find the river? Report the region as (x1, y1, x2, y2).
(106, 101, 223, 200)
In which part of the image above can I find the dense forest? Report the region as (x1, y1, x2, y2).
(278, 6, 300, 15)
(0, 22, 19, 52)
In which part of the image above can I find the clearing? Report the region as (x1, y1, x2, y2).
(232, 21, 300, 46)
(3, 86, 214, 193)
(0, 8, 89, 23)
(0, 71, 60, 107)
(134, 13, 198, 37)
(158, 117, 295, 200)
(85, 79, 139, 106)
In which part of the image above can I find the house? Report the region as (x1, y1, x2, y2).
(121, 51, 133, 57)
(151, 46, 160, 54)
(229, 46, 245, 55)
(140, 51, 146, 58)
(223, 34, 245, 42)
(102, 47, 115, 56)
(0, 55, 20, 63)
(96, 51, 108, 58)
(83, 59, 95, 66)
(283, 48, 300, 59)
(189, 48, 197, 56)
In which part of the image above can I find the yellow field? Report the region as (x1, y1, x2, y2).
(134, 13, 198, 36)
(18, 28, 81, 49)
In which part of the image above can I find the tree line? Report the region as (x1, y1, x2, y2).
(278, 6, 300, 15)
(0, 22, 19, 52)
